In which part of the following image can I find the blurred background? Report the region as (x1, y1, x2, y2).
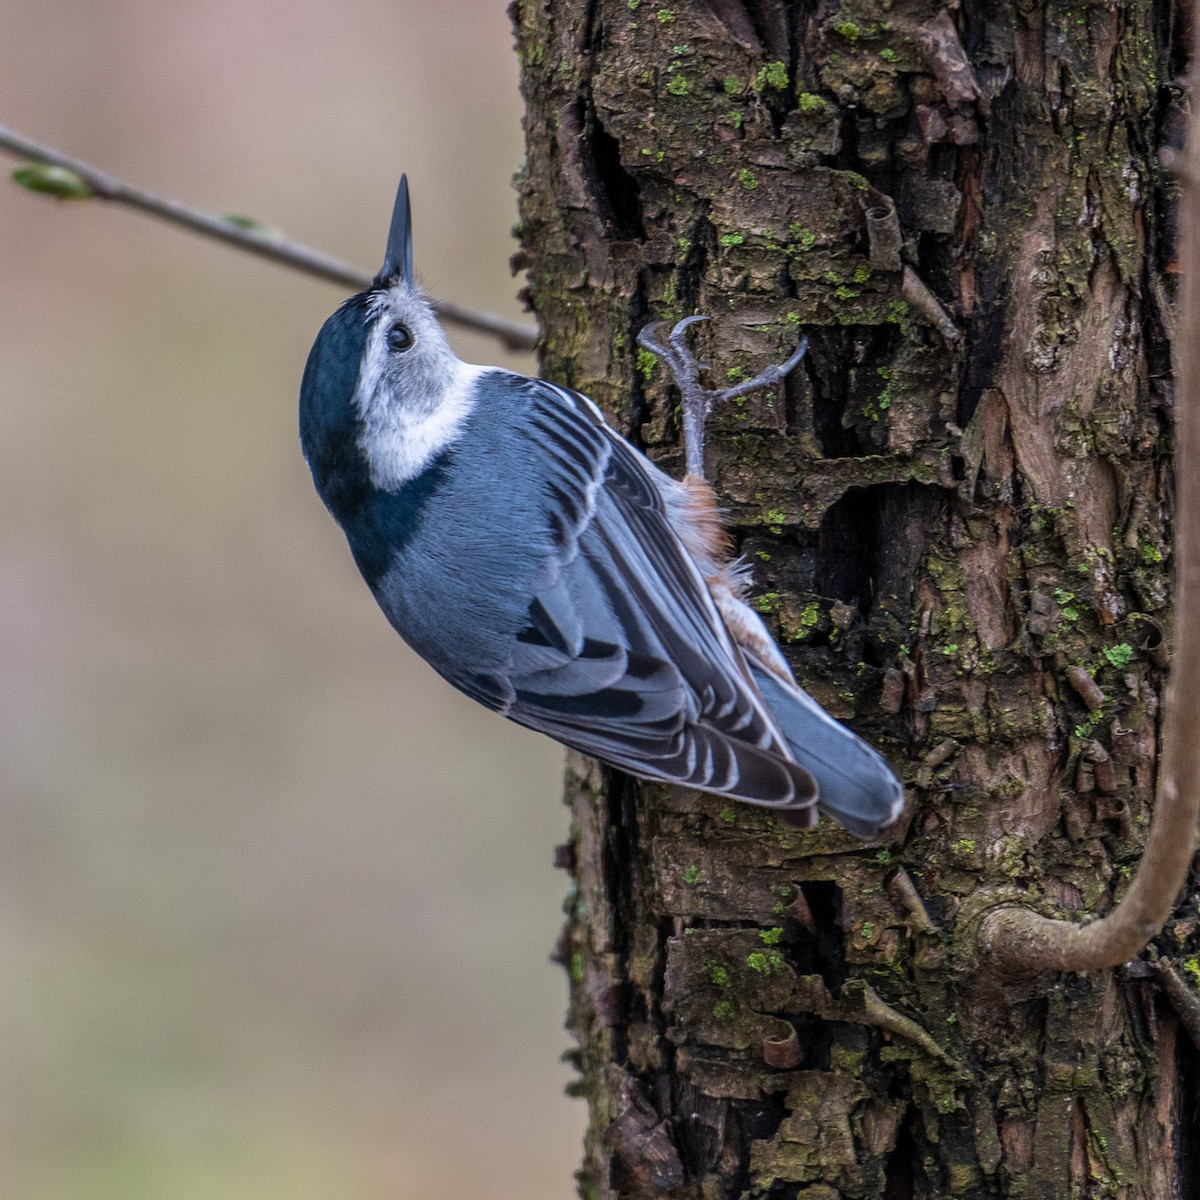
(0, 3, 583, 1197)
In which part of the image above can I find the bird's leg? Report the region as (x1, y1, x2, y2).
(637, 317, 809, 481)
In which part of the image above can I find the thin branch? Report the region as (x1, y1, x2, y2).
(887, 867, 939, 937)
(0, 122, 539, 352)
(792, 974, 966, 1073)
(1151, 957, 1200, 1050)
(901, 266, 959, 343)
(981, 67, 1200, 975)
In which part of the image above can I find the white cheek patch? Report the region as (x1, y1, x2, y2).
(357, 359, 492, 491)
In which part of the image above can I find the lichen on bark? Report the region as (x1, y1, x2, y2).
(512, 1, 1199, 1196)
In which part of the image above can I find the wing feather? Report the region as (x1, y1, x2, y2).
(449, 379, 818, 812)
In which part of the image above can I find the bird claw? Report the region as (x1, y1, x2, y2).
(715, 334, 810, 404)
(637, 314, 809, 480)
(635, 320, 672, 357)
(637, 316, 710, 390)
(668, 314, 709, 368)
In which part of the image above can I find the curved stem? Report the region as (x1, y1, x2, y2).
(0, 123, 538, 352)
(982, 69, 1200, 975)
(982, 780, 1195, 972)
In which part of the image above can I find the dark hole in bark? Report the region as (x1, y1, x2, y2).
(678, 1091, 785, 1196)
(768, 914, 837, 1070)
(744, 0, 791, 61)
(912, 230, 956, 301)
(808, 326, 901, 458)
(883, 1105, 920, 1200)
(1145, 65, 1180, 374)
(585, 105, 645, 240)
(831, 103, 860, 173)
(1010, 464, 1026, 512)
(738, 1091, 790, 1142)
(794, 880, 848, 992)
(1152, 12, 1190, 314)
(726, 1090, 791, 1195)
(762, 1184, 803, 1200)
(788, 1011, 828, 1069)
(818, 482, 942, 636)
(807, 339, 867, 457)
(672, 1078, 729, 1180)
(1180, 1019, 1200, 1200)
(817, 487, 884, 612)
(958, 284, 1006, 428)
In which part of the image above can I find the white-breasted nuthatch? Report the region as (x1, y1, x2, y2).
(299, 176, 905, 838)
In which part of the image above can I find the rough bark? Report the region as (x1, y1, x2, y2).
(511, 2, 1200, 1197)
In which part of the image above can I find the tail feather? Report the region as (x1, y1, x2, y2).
(748, 663, 905, 839)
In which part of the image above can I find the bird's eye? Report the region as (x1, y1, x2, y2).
(387, 323, 414, 353)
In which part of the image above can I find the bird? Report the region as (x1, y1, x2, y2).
(299, 175, 905, 839)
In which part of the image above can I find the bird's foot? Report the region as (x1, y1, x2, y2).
(637, 316, 809, 480)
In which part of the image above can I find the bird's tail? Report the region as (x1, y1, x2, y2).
(748, 663, 905, 839)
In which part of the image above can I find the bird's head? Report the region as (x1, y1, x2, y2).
(301, 175, 466, 495)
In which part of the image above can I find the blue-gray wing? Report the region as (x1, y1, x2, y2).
(451, 380, 818, 811)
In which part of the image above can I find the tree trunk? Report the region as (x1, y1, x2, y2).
(511, 1, 1199, 1196)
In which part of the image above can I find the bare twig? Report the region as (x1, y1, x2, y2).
(1064, 665, 1106, 711)
(887, 867, 939, 936)
(901, 266, 959, 342)
(0, 123, 539, 352)
(793, 974, 966, 1072)
(1151, 957, 1200, 1049)
(982, 66, 1200, 974)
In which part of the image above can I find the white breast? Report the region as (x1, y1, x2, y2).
(358, 361, 492, 491)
